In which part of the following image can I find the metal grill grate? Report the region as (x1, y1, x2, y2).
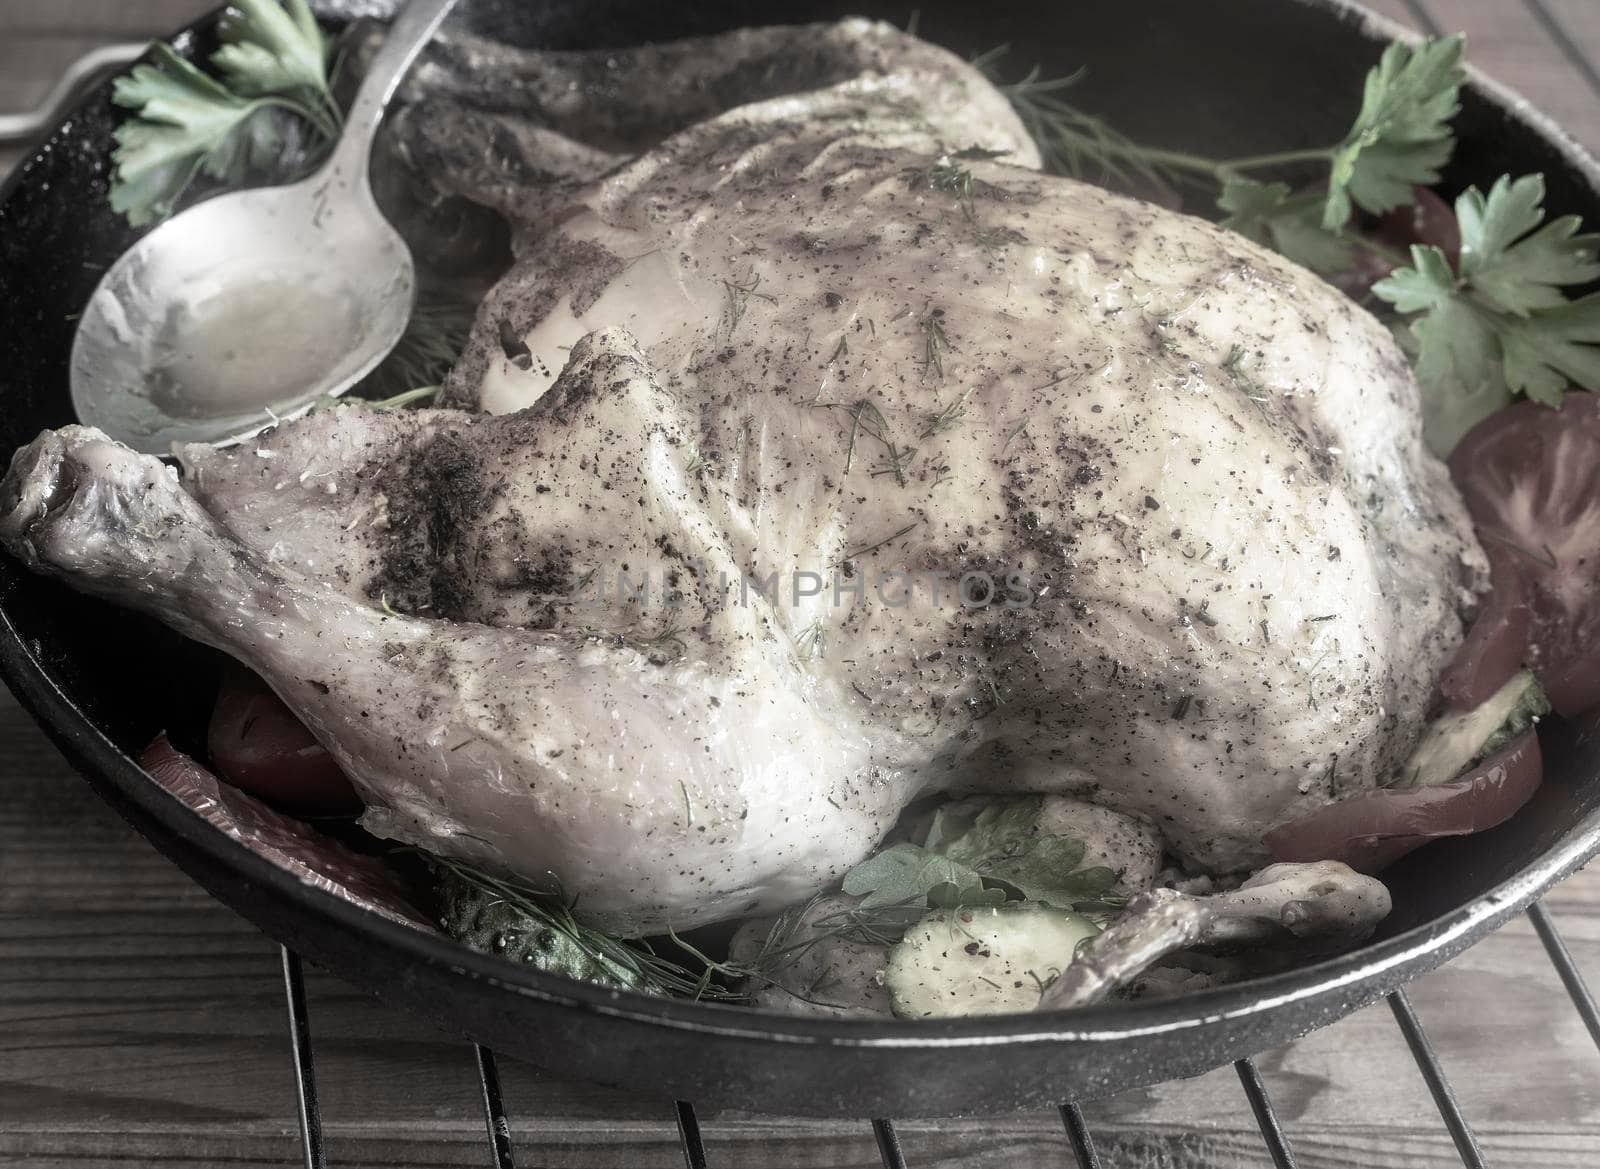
(272, 899, 1600, 1169)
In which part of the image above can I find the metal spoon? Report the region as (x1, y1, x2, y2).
(70, 0, 459, 454)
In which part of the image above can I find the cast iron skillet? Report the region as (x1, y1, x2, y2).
(2, 0, 1599, 1119)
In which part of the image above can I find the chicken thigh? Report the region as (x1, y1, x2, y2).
(1, 19, 1484, 934)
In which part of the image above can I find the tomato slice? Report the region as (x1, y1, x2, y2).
(1446, 393, 1600, 717)
(141, 734, 428, 928)
(1264, 731, 1542, 874)
(1375, 185, 1462, 263)
(207, 665, 361, 813)
(1330, 186, 1461, 299)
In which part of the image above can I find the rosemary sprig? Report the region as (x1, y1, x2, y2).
(430, 856, 745, 1000)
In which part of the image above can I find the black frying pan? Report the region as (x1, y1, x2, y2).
(2, 0, 1599, 1119)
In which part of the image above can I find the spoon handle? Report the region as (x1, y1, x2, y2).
(322, 0, 462, 194)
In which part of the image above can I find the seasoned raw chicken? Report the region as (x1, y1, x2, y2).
(0, 20, 1484, 933)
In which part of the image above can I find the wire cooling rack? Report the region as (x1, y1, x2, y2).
(270, 899, 1600, 1169)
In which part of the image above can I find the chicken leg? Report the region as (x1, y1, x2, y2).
(1039, 861, 1393, 1008)
(0, 422, 904, 935)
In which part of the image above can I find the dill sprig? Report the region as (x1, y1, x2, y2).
(974, 48, 1176, 190)
(1221, 344, 1269, 402)
(632, 621, 689, 665)
(744, 897, 929, 982)
(434, 858, 887, 1008)
(838, 521, 920, 566)
(914, 159, 978, 221)
(811, 398, 914, 483)
(355, 285, 474, 401)
(921, 386, 976, 438)
(869, 438, 918, 485)
(721, 274, 777, 335)
(919, 308, 950, 380)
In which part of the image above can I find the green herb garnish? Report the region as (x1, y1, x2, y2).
(1323, 36, 1465, 229)
(110, 0, 338, 226)
(433, 858, 742, 1000)
(982, 37, 1463, 239)
(839, 796, 1121, 919)
(921, 386, 976, 438)
(1218, 177, 1355, 274)
(1374, 174, 1600, 450)
(913, 159, 978, 221)
(356, 286, 474, 401)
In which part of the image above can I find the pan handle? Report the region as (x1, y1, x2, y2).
(0, 43, 148, 145)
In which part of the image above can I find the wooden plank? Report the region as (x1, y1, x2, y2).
(1421, 0, 1600, 151)
(0, 1, 211, 40)
(1544, 0, 1600, 59)
(1358, 0, 1426, 31)
(1531, 1, 1600, 105)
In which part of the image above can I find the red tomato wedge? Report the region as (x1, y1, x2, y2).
(1376, 185, 1462, 263)
(141, 735, 427, 927)
(1331, 186, 1461, 299)
(1446, 393, 1600, 717)
(208, 665, 361, 813)
(1264, 731, 1542, 874)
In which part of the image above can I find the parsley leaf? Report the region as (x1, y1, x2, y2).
(109, 47, 287, 226)
(1457, 174, 1600, 314)
(1374, 174, 1600, 449)
(214, 0, 332, 102)
(1219, 177, 1354, 274)
(934, 799, 1041, 868)
(1500, 293, 1600, 403)
(840, 842, 1002, 910)
(841, 797, 1121, 916)
(108, 0, 337, 227)
(1325, 36, 1465, 230)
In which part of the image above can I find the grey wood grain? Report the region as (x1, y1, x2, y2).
(1422, 0, 1600, 151)
(4, 1, 1600, 1166)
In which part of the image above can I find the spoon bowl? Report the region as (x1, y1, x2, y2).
(69, 0, 457, 455)
(71, 174, 414, 452)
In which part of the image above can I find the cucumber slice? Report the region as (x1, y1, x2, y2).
(885, 904, 1100, 1018)
(1400, 669, 1549, 787)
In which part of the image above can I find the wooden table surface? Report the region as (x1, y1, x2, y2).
(4, 1, 1600, 1166)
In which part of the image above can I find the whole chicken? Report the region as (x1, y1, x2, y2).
(0, 19, 1484, 936)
